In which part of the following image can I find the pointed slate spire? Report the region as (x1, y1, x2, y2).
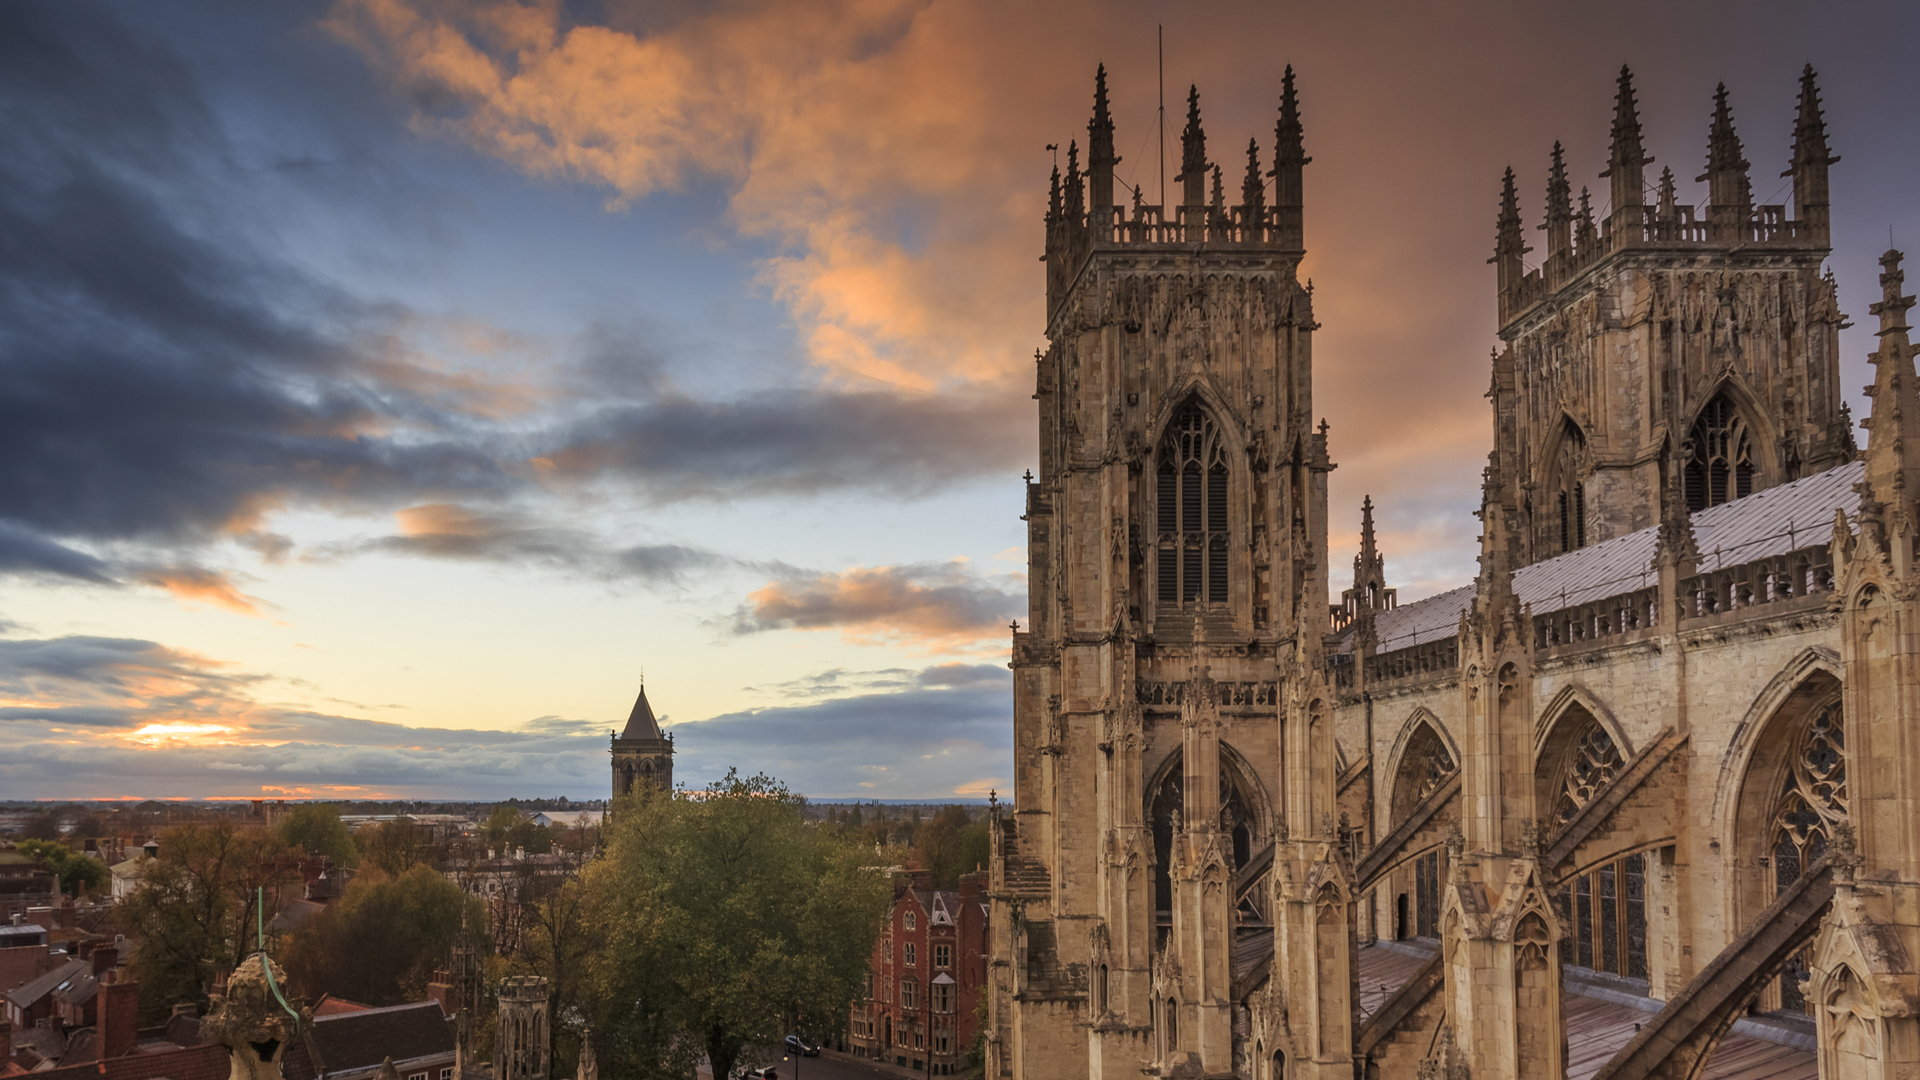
(621, 684, 662, 740)
(1576, 186, 1599, 256)
(1698, 83, 1753, 239)
(1241, 138, 1266, 237)
(1601, 65, 1652, 217)
(1087, 63, 1119, 211)
(1541, 141, 1573, 259)
(1269, 65, 1309, 249)
(1177, 85, 1209, 220)
(1785, 64, 1838, 241)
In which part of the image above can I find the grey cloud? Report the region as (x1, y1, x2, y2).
(729, 562, 1024, 643)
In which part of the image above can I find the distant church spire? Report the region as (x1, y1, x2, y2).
(1601, 65, 1651, 215)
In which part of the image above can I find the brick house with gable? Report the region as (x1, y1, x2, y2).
(850, 869, 987, 1076)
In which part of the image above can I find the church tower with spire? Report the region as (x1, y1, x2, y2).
(1491, 67, 1851, 565)
(610, 683, 673, 798)
(991, 65, 1348, 1080)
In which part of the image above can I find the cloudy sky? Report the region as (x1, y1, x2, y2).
(4, 0, 1918, 801)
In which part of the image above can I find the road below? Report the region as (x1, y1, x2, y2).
(700, 1049, 920, 1080)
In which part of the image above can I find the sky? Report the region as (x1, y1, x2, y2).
(4, 0, 1919, 801)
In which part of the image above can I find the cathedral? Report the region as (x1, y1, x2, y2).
(986, 63, 1920, 1079)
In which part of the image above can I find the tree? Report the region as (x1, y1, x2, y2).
(483, 805, 522, 847)
(16, 839, 107, 897)
(274, 805, 358, 867)
(18, 812, 58, 841)
(359, 817, 441, 876)
(582, 771, 892, 1080)
(280, 865, 482, 1006)
(111, 823, 301, 1023)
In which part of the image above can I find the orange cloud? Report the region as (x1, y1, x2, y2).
(735, 562, 1021, 653)
(133, 567, 270, 618)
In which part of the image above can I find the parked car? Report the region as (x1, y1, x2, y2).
(785, 1035, 820, 1057)
(746, 1069, 778, 1079)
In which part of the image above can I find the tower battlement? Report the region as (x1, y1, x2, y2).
(1496, 66, 1837, 331)
(1043, 66, 1309, 325)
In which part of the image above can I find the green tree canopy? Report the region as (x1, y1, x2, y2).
(274, 805, 359, 867)
(359, 817, 442, 876)
(16, 839, 107, 897)
(111, 823, 301, 1023)
(281, 864, 483, 1006)
(582, 771, 892, 1080)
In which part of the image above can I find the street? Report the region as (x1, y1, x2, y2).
(699, 1049, 921, 1080)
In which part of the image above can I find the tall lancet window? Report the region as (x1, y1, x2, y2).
(1552, 420, 1587, 555)
(1156, 402, 1230, 607)
(1685, 394, 1755, 511)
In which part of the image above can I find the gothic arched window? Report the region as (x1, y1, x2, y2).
(1771, 701, 1847, 1013)
(1552, 421, 1587, 554)
(1156, 403, 1230, 608)
(1685, 394, 1756, 511)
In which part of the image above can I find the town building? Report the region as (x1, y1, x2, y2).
(609, 684, 673, 799)
(849, 870, 989, 1075)
(990, 63, 1920, 1080)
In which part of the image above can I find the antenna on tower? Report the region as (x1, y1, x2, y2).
(1157, 25, 1165, 210)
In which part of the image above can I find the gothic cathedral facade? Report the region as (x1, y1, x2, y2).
(989, 64, 1920, 1080)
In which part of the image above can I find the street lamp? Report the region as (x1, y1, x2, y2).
(782, 1052, 799, 1080)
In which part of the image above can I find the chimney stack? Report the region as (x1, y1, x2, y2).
(97, 968, 139, 1060)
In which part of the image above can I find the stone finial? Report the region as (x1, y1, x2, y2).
(1601, 64, 1651, 211)
(1177, 85, 1208, 211)
(1241, 138, 1264, 220)
(1086, 64, 1118, 209)
(1575, 186, 1598, 255)
(200, 953, 305, 1080)
(1542, 141, 1573, 257)
(1418, 1024, 1473, 1080)
(1698, 83, 1753, 225)
(377, 1057, 401, 1080)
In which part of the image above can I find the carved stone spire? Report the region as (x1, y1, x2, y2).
(1863, 249, 1920, 518)
(1699, 83, 1753, 240)
(1542, 141, 1573, 260)
(1356, 495, 1380, 586)
(1601, 64, 1651, 214)
(1576, 186, 1598, 257)
(1209, 164, 1226, 238)
(1786, 64, 1838, 243)
(1656, 165, 1678, 222)
(1087, 63, 1118, 211)
(1176, 85, 1209, 223)
(1492, 167, 1530, 310)
(1270, 66, 1309, 250)
(1241, 138, 1265, 235)
(1064, 140, 1084, 226)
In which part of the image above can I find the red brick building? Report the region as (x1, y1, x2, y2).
(849, 870, 987, 1076)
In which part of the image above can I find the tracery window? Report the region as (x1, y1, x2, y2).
(1156, 403, 1230, 608)
(1557, 853, 1647, 980)
(1150, 758, 1256, 917)
(1555, 723, 1623, 824)
(1552, 421, 1587, 554)
(1414, 849, 1440, 938)
(1685, 394, 1756, 511)
(1771, 701, 1847, 1014)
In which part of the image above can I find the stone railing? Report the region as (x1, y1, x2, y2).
(1681, 544, 1834, 619)
(1534, 585, 1660, 650)
(1365, 636, 1459, 688)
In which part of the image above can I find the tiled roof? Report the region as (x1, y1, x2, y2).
(307, 1002, 454, 1076)
(6, 956, 85, 1009)
(1364, 461, 1864, 654)
(27, 1044, 228, 1080)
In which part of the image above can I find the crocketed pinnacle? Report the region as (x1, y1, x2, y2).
(1271, 64, 1309, 168)
(1046, 163, 1061, 224)
(1088, 63, 1117, 169)
(1787, 64, 1836, 175)
(1241, 138, 1265, 217)
(1656, 166, 1677, 217)
(1601, 65, 1651, 209)
(1576, 186, 1598, 253)
(1177, 85, 1207, 184)
(1493, 166, 1527, 260)
(1357, 495, 1378, 567)
(1699, 83, 1752, 211)
(1542, 141, 1573, 255)
(1064, 140, 1084, 221)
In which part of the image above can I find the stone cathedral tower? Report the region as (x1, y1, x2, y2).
(1492, 67, 1851, 564)
(988, 67, 1353, 1080)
